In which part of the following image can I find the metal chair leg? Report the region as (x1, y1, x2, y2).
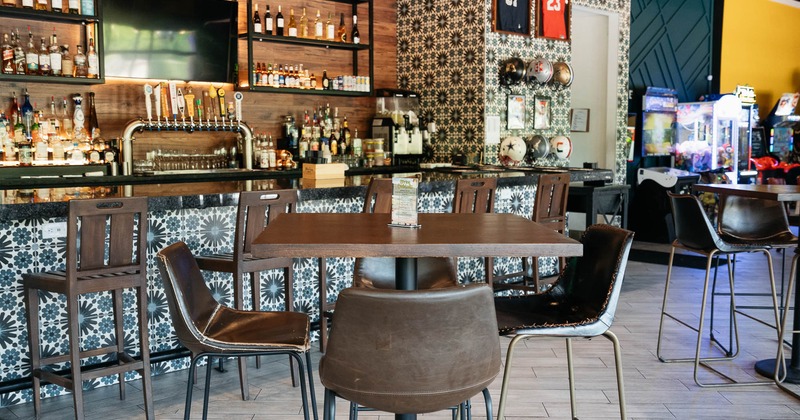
(482, 388, 493, 420)
(184, 357, 198, 420)
(203, 356, 213, 419)
(566, 337, 577, 419)
(305, 351, 319, 420)
(497, 334, 525, 419)
(603, 330, 627, 420)
(323, 388, 336, 420)
(775, 254, 800, 399)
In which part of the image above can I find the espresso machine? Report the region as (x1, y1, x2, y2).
(372, 88, 424, 165)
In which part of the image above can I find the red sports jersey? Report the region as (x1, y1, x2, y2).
(542, 0, 567, 39)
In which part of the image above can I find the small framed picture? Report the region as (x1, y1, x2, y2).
(570, 108, 590, 132)
(492, 0, 531, 36)
(536, 0, 570, 41)
(507, 94, 526, 130)
(533, 96, 551, 130)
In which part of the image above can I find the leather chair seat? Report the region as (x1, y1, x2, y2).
(203, 307, 309, 351)
(495, 294, 605, 336)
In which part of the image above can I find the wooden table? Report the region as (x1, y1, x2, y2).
(252, 212, 583, 420)
(694, 183, 800, 385)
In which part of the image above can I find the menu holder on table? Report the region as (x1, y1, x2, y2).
(390, 177, 421, 228)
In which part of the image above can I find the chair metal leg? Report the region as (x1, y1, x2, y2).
(306, 351, 319, 420)
(323, 388, 336, 420)
(565, 337, 577, 419)
(184, 357, 199, 420)
(497, 334, 526, 419)
(603, 330, 627, 420)
(288, 352, 311, 420)
(239, 356, 250, 400)
(204, 356, 213, 419)
(775, 254, 800, 399)
(482, 388, 493, 420)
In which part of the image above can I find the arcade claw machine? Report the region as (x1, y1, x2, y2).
(674, 95, 742, 183)
(641, 87, 678, 157)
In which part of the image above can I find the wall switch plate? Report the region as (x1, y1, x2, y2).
(41, 222, 67, 240)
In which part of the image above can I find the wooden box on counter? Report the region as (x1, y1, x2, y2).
(302, 163, 348, 180)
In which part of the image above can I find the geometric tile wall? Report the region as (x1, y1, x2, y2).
(0, 180, 555, 408)
(398, 0, 631, 184)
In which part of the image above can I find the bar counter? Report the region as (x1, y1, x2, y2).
(0, 165, 611, 407)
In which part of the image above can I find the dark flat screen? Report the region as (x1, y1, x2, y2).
(102, 0, 237, 83)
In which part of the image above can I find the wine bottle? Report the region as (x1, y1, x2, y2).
(314, 10, 323, 40)
(253, 3, 262, 34)
(73, 43, 87, 78)
(265, 5, 273, 35)
(352, 14, 360, 44)
(37, 37, 50, 76)
(287, 8, 297, 37)
(25, 29, 38, 75)
(49, 30, 61, 76)
(337, 13, 346, 43)
(86, 38, 98, 78)
(326, 12, 335, 41)
(275, 5, 284, 36)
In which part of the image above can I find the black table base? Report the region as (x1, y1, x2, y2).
(755, 359, 800, 383)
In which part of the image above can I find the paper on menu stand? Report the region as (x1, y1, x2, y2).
(390, 177, 420, 228)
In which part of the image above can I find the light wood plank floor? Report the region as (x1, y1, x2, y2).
(3, 245, 800, 419)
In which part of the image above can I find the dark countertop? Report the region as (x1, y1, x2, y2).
(0, 165, 613, 220)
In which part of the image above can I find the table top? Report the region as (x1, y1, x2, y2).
(251, 213, 583, 259)
(694, 184, 800, 202)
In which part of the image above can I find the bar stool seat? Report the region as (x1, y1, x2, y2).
(23, 197, 154, 419)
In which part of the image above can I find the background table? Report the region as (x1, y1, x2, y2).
(694, 184, 800, 385)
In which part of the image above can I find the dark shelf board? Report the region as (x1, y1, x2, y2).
(239, 33, 370, 51)
(0, 73, 104, 85)
(0, 8, 99, 24)
(242, 86, 372, 97)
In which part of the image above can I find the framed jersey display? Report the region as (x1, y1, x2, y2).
(492, 0, 531, 36)
(536, 0, 570, 41)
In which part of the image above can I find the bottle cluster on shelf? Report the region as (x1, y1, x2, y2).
(252, 62, 369, 93)
(1, 0, 95, 16)
(1, 27, 98, 78)
(252, 3, 360, 44)
(0, 89, 117, 167)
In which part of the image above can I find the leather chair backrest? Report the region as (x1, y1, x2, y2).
(533, 173, 569, 232)
(453, 178, 497, 214)
(157, 241, 222, 355)
(667, 192, 722, 251)
(362, 178, 393, 213)
(717, 194, 792, 241)
(319, 284, 500, 414)
(238, 189, 297, 257)
(550, 224, 633, 328)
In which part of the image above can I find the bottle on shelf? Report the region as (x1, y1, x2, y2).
(337, 13, 347, 43)
(60, 44, 73, 77)
(20, 89, 33, 137)
(87, 91, 99, 139)
(67, 0, 78, 14)
(73, 43, 87, 78)
(25, 28, 38, 75)
(321, 69, 329, 90)
(51, 0, 63, 13)
(2, 34, 12, 75)
(17, 134, 32, 165)
(13, 30, 26, 75)
(326, 12, 335, 41)
(352, 14, 360, 44)
(79, 0, 92, 15)
(314, 10, 323, 40)
(22, 0, 33, 9)
(2, 0, 17, 7)
(265, 4, 273, 35)
(38, 37, 50, 76)
(275, 5, 284, 36)
(287, 8, 297, 37)
(86, 37, 98, 78)
(35, 0, 47, 11)
(34, 112, 48, 161)
(60, 96, 72, 141)
(49, 29, 61, 76)
(252, 3, 262, 34)
(299, 7, 309, 38)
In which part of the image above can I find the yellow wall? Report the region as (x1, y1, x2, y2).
(721, 0, 800, 117)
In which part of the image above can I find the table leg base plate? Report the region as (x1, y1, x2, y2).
(755, 358, 800, 384)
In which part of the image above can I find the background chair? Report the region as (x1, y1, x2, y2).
(453, 177, 497, 283)
(319, 284, 500, 419)
(319, 178, 458, 352)
(657, 192, 781, 387)
(494, 224, 634, 420)
(157, 241, 317, 420)
(493, 173, 570, 294)
(23, 197, 154, 419)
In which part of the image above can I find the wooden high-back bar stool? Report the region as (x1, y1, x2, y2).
(23, 197, 154, 419)
(453, 178, 497, 283)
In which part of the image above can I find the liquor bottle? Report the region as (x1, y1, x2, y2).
(287, 8, 297, 37)
(67, 0, 78, 14)
(326, 12, 335, 41)
(265, 63, 272, 86)
(2, 34, 13, 75)
(22, 0, 33, 8)
(275, 5, 284, 36)
(252, 3, 262, 34)
(60, 97, 73, 140)
(88, 128, 101, 163)
(18, 135, 32, 166)
(34, 111, 48, 161)
(310, 72, 317, 89)
(7, 92, 18, 129)
(51, 0, 63, 13)
(35, 0, 47, 11)
(13, 31, 26, 75)
(278, 63, 285, 86)
(20, 89, 34, 137)
(299, 7, 309, 38)
(314, 10, 323, 40)
(265, 4, 273, 35)
(60, 44, 73, 77)
(38, 37, 50, 76)
(321, 69, 329, 90)
(337, 13, 346, 43)
(342, 115, 352, 147)
(49, 30, 61, 76)
(80, 0, 92, 15)
(73, 43, 87, 77)
(2, 0, 16, 7)
(352, 14, 360, 44)
(47, 96, 59, 138)
(87, 92, 99, 139)
(72, 94, 86, 142)
(86, 37, 98, 78)
(25, 29, 38, 75)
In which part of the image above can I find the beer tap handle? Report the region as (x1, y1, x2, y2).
(144, 84, 153, 124)
(234, 92, 243, 126)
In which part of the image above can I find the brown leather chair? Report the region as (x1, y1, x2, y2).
(493, 173, 569, 293)
(156, 241, 317, 420)
(494, 224, 634, 420)
(319, 284, 500, 419)
(657, 193, 780, 387)
(22, 197, 154, 419)
(453, 177, 497, 283)
(195, 189, 297, 312)
(319, 178, 458, 352)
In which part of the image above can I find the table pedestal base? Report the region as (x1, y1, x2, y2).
(755, 359, 800, 383)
